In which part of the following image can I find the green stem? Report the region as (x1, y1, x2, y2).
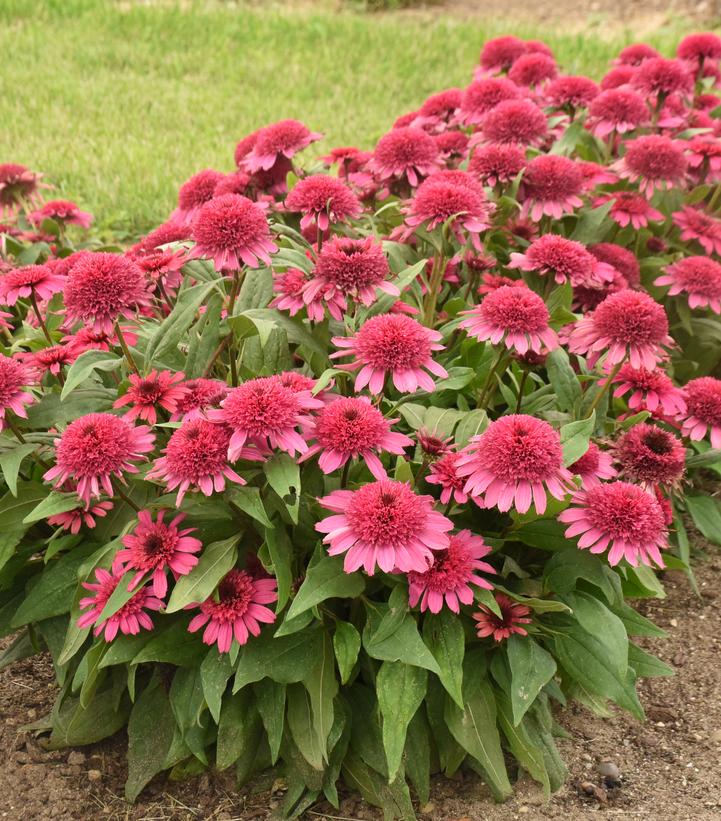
(202, 335, 230, 378)
(6, 416, 50, 470)
(477, 348, 507, 409)
(227, 272, 242, 387)
(114, 482, 140, 512)
(515, 368, 529, 413)
(340, 459, 351, 489)
(115, 323, 139, 375)
(422, 252, 447, 327)
(586, 358, 624, 418)
(30, 292, 53, 344)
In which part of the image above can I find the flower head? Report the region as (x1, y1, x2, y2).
(480, 36, 526, 72)
(546, 75, 599, 109)
(615, 43, 661, 66)
(655, 256, 721, 314)
(0, 263, 65, 306)
(508, 52, 557, 86)
(631, 57, 693, 98)
(116, 510, 202, 598)
(285, 174, 362, 231)
(78, 568, 162, 642)
(47, 500, 113, 534)
(188, 569, 277, 652)
(587, 89, 648, 138)
(23, 344, 77, 377)
(559, 482, 668, 567)
(570, 442, 617, 489)
(29, 199, 92, 229)
(331, 314, 447, 394)
(677, 32, 721, 66)
(315, 479, 452, 575)
(174, 169, 225, 224)
(686, 135, 721, 182)
(132, 219, 189, 254)
(616, 135, 687, 197)
(270, 267, 310, 317)
(302, 396, 412, 480)
(370, 127, 441, 187)
(672, 208, 721, 256)
(64, 252, 150, 334)
(615, 423, 685, 487)
(0, 163, 43, 215)
(414, 88, 463, 128)
(460, 77, 521, 125)
(190, 193, 277, 271)
(243, 119, 322, 172)
(460, 285, 558, 355)
(209, 376, 323, 459)
(426, 451, 472, 504)
(214, 170, 251, 198)
(611, 364, 686, 417)
(44, 413, 155, 505)
(601, 65, 637, 89)
(509, 234, 615, 289)
(147, 418, 246, 504)
(456, 415, 574, 514)
(681, 377, 721, 447)
(473, 593, 532, 642)
(114, 370, 188, 424)
(595, 192, 664, 230)
(481, 99, 547, 145)
(469, 143, 526, 187)
(169, 378, 228, 422)
(408, 530, 494, 613)
(520, 155, 583, 221)
(417, 429, 454, 459)
(568, 289, 672, 370)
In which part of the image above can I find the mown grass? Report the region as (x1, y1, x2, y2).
(0, 0, 702, 235)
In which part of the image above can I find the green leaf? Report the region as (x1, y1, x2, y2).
(422, 609, 465, 708)
(544, 548, 621, 604)
(342, 753, 417, 821)
(97, 568, 140, 623)
(286, 555, 365, 621)
(23, 491, 80, 524)
(333, 621, 361, 685)
(377, 661, 427, 781)
(132, 618, 206, 667)
(228, 485, 274, 528)
(507, 635, 557, 725)
(287, 682, 324, 770)
(145, 281, 217, 363)
(165, 535, 238, 613)
(546, 348, 581, 413)
(453, 409, 488, 447)
(254, 680, 285, 764)
(570, 201, 613, 244)
(363, 610, 441, 675)
(404, 710, 431, 806)
(560, 413, 596, 467)
(61, 350, 120, 401)
(263, 453, 300, 523)
(216, 689, 259, 771)
(302, 633, 338, 764)
(125, 677, 176, 801)
(496, 693, 551, 796)
(233, 627, 322, 690)
(686, 495, 721, 545)
(200, 649, 233, 724)
(0, 443, 37, 496)
(48, 687, 129, 750)
(240, 308, 328, 361)
(263, 525, 293, 611)
(628, 643, 674, 678)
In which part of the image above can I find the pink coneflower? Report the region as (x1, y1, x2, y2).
(614, 423, 685, 487)
(572, 269, 628, 313)
(63, 324, 139, 355)
(426, 452, 471, 504)
(632, 56, 693, 100)
(587, 88, 648, 138)
(301, 396, 412, 480)
(460, 77, 521, 125)
(601, 65, 637, 90)
(594, 192, 664, 230)
(0, 355, 35, 427)
(509, 234, 615, 289)
(473, 593, 532, 642)
(173, 169, 224, 225)
(29, 199, 93, 229)
(133, 247, 186, 296)
(209, 376, 323, 459)
(284, 174, 362, 231)
(413, 88, 463, 128)
(477, 273, 522, 295)
(132, 219, 189, 254)
(188, 569, 277, 653)
(234, 129, 260, 168)
(190, 193, 277, 271)
(315, 479, 452, 575)
(115, 510, 202, 598)
(546, 75, 599, 110)
(616, 135, 687, 197)
(214, 170, 252, 198)
(47, 500, 113, 534)
(169, 378, 228, 422)
(568, 289, 672, 370)
(274, 371, 318, 395)
(44, 413, 155, 505)
(479, 36, 526, 73)
(434, 130, 470, 162)
(559, 482, 668, 567)
(672, 207, 721, 256)
(408, 530, 494, 614)
(589, 243, 641, 289)
(469, 143, 526, 187)
(481, 99, 548, 145)
(570, 442, 617, 489)
(322, 146, 370, 177)
(331, 313, 447, 394)
(611, 364, 686, 417)
(520, 155, 583, 221)
(0, 263, 65, 306)
(22, 344, 77, 377)
(686, 135, 721, 183)
(370, 127, 441, 187)
(147, 419, 246, 504)
(64, 252, 150, 334)
(576, 160, 618, 190)
(78, 568, 162, 641)
(678, 32, 721, 68)
(113, 370, 188, 424)
(508, 52, 557, 87)
(457, 415, 574, 514)
(0, 163, 44, 216)
(615, 43, 661, 66)
(243, 120, 322, 173)
(655, 256, 721, 314)
(270, 267, 313, 318)
(418, 428, 454, 459)
(459, 286, 558, 356)
(681, 377, 721, 447)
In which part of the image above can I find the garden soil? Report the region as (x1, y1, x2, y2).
(1, 558, 720, 821)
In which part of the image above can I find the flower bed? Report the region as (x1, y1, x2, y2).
(1, 30, 721, 820)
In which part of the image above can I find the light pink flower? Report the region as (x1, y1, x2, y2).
(78, 568, 162, 641)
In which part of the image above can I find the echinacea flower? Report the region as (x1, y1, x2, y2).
(520, 154, 583, 221)
(0, 263, 65, 306)
(44, 413, 155, 505)
(413, 88, 463, 128)
(0, 163, 44, 216)
(78, 568, 163, 641)
(614, 423, 685, 487)
(615, 135, 688, 198)
(459, 77, 521, 125)
(47, 500, 113, 534)
(610, 364, 686, 417)
(433, 130, 469, 162)
(285, 174, 362, 231)
(677, 32, 721, 69)
(481, 99, 548, 145)
(301, 396, 412, 480)
(242, 119, 322, 173)
(587, 88, 649, 138)
(681, 377, 721, 447)
(408, 530, 494, 613)
(615, 43, 661, 66)
(315, 479, 453, 575)
(459, 285, 558, 355)
(655, 256, 721, 314)
(479, 35, 526, 73)
(270, 267, 311, 317)
(64, 324, 139, 355)
(425, 451, 472, 504)
(132, 219, 189, 254)
(173, 169, 225, 225)
(188, 569, 277, 653)
(508, 52, 557, 87)
(29, 199, 92, 229)
(370, 127, 441, 187)
(133, 248, 186, 296)
(569, 442, 617, 489)
(631, 57, 693, 99)
(190, 193, 278, 271)
(589, 243, 641, 289)
(331, 314, 447, 394)
(147, 418, 246, 505)
(672, 208, 721, 256)
(469, 143, 526, 187)
(0, 354, 36, 428)
(113, 370, 188, 424)
(594, 192, 664, 230)
(169, 378, 228, 422)
(568, 289, 672, 370)
(601, 65, 637, 90)
(473, 593, 532, 642)
(456, 414, 574, 514)
(686, 135, 721, 183)
(115, 510, 202, 598)
(22, 344, 77, 377)
(545, 75, 599, 110)
(508, 234, 615, 289)
(559, 482, 668, 567)
(63, 252, 150, 334)
(417, 428, 454, 459)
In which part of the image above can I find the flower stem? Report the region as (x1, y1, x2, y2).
(477, 348, 506, 409)
(340, 459, 351, 489)
(6, 416, 50, 469)
(422, 253, 446, 327)
(113, 482, 141, 512)
(227, 271, 242, 387)
(115, 323, 139, 375)
(515, 368, 529, 413)
(586, 358, 624, 418)
(30, 292, 52, 344)
(202, 335, 230, 378)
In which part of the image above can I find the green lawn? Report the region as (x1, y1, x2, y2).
(0, 0, 700, 236)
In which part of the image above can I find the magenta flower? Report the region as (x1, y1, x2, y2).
(655, 256, 721, 314)
(370, 127, 441, 187)
(0, 354, 36, 428)
(47, 500, 113, 534)
(426, 452, 472, 504)
(610, 364, 686, 417)
(569, 443, 617, 490)
(481, 99, 548, 146)
(173, 169, 224, 225)
(0, 264, 65, 306)
(672, 207, 721, 256)
(285, 174, 362, 231)
(594, 192, 664, 230)
(29, 199, 93, 229)
(587, 89, 648, 139)
(508, 234, 615, 290)
(681, 377, 721, 448)
(315, 479, 452, 575)
(113, 370, 188, 424)
(473, 593, 532, 642)
(615, 424, 685, 488)
(242, 119, 322, 173)
(615, 135, 688, 198)
(169, 378, 228, 422)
